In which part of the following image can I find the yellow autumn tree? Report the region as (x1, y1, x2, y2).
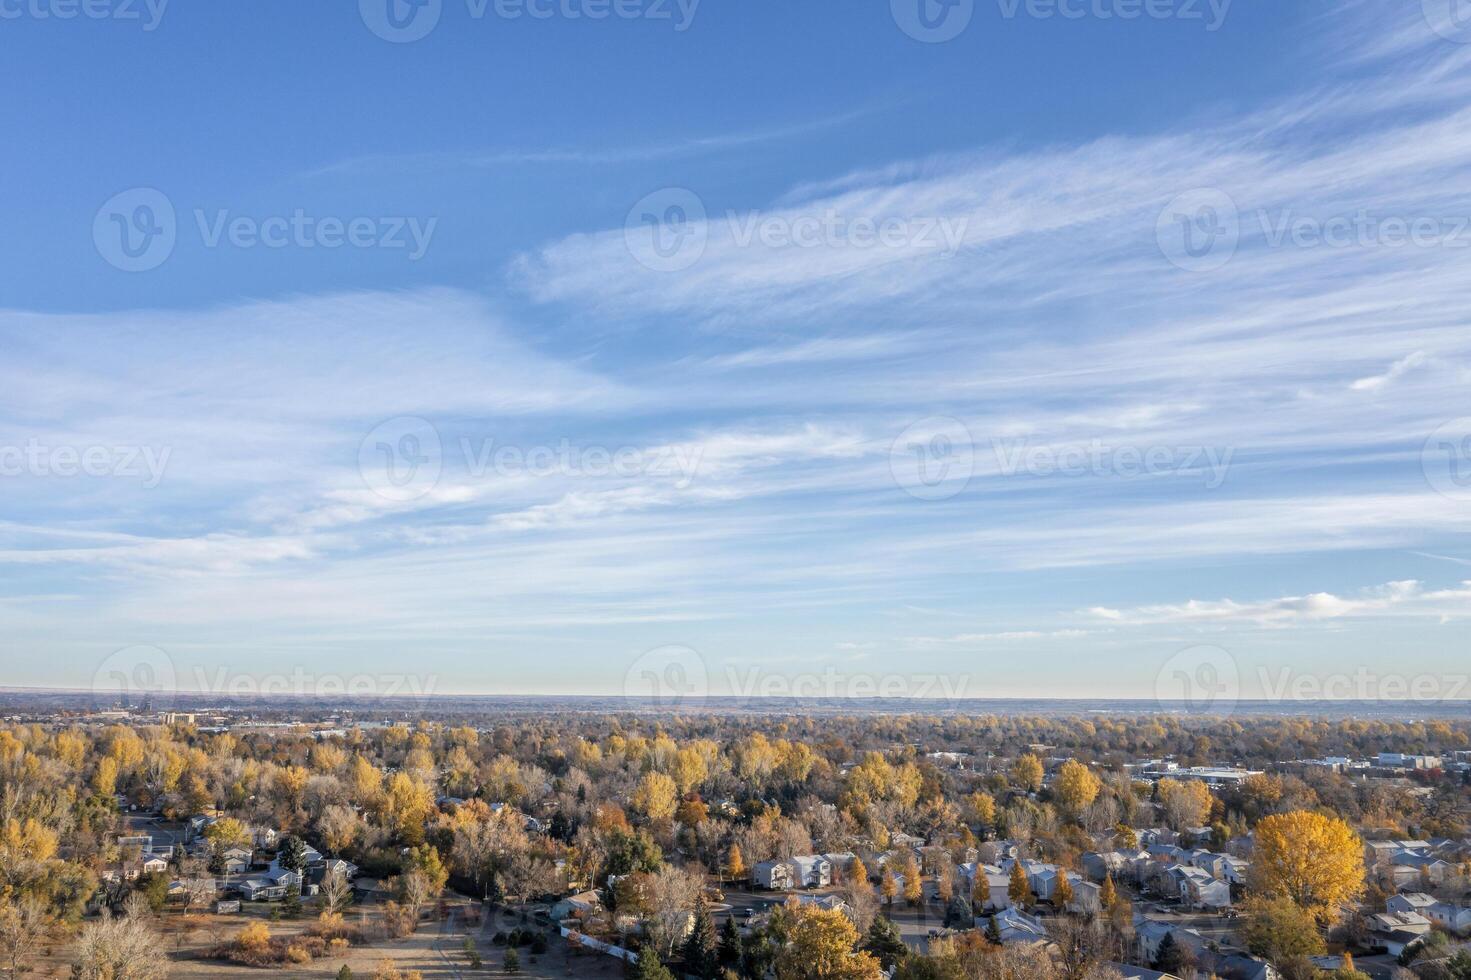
(900, 852, 922, 906)
(774, 905, 882, 980)
(1249, 810, 1364, 926)
(726, 843, 746, 882)
(631, 771, 678, 822)
(1157, 778, 1213, 831)
(1008, 861, 1030, 907)
(1011, 754, 1043, 794)
(968, 791, 996, 828)
(1053, 872, 1074, 911)
(1053, 760, 1101, 820)
(385, 771, 434, 844)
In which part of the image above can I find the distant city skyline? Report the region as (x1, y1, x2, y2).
(4, 2, 1471, 699)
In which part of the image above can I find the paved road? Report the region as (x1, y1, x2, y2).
(122, 813, 185, 848)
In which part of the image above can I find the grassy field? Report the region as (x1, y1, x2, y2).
(22, 904, 632, 980)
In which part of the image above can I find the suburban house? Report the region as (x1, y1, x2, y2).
(1135, 920, 1207, 965)
(1387, 893, 1438, 916)
(218, 846, 252, 875)
(983, 907, 1049, 944)
(1366, 910, 1433, 957)
(1083, 851, 1132, 882)
(957, 862, 1011, 911)
(241, 866, 302, 901)
(1137, 828, 1180, 848)
(789, 856, 832, 888)
(1169, 865, 1232, 910)
(1213, 954, 1280, 980)
(551, 890, 602, 920)
(1112, 966, 1183, 980)
(1428, 902, 1471, 934)
(821, 852, 860, 878)
(184, 812, 224, 843)
(1193, 852, 1248, 885)
(1066, 876, 1102, 914)
(795, 894, 850, 915)
(753, 860, 795, 891)
(753, 855, 830, 890)
(1028, 866, 1098, 912)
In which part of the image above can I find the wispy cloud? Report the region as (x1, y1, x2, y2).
(1086, 580, 1471, 626)
(300, 104, 892, 179)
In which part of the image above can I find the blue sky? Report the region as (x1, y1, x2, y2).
(4, 0, 1471, 703)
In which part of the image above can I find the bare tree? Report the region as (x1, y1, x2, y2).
(182, 877, 216, 916)
(645, 865, 703, 958)
(0, 894, 48, 979)
(321, 868, 353, 914)
(74, 912, 169, 980)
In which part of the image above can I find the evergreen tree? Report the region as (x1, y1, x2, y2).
(281, 883, 302, 918)
(279, 835, 308, 873)
(336, 967, 353, 980)
(863, 915, 908, 970)
(634, 945, 676, 980)
(682, 894, 720, 979)
(984, 915, 1002, 945)
(503, 947, 520, 974)
(1154, 933, 1184, 974)
(718, 916, 742, 968)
